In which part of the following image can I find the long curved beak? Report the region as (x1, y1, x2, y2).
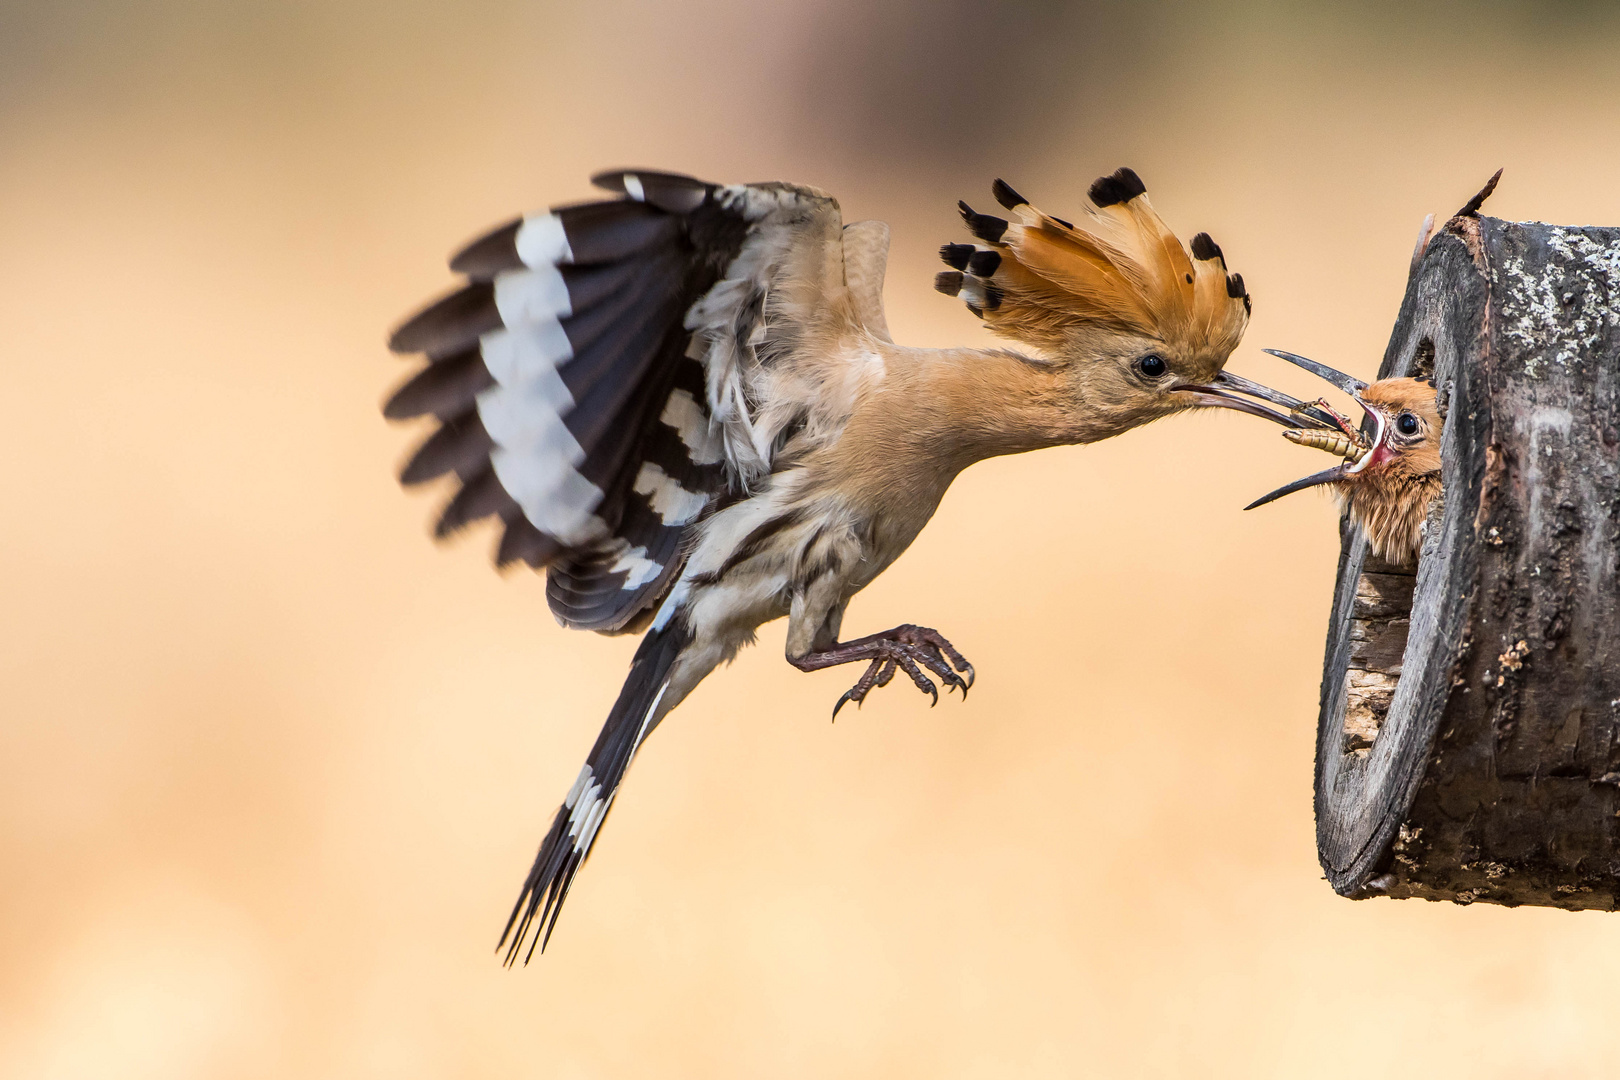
(1179, 370, 1342, 429)
(1244, 464, 1349, 510)
(1262, 349, 1369, 397)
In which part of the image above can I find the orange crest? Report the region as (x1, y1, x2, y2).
(939, 168, 1250, 378)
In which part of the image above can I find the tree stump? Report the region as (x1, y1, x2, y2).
(1314, 209, 1620, 908)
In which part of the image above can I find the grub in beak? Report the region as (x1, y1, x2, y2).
(1283, 428, 1367, 462)
(1243, 349, 1394, 509)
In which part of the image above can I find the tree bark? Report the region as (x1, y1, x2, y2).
(1315, 211, 1620, 908)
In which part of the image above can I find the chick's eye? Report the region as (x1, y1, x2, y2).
(1396, 412, 1420, 436)
(1136, 354, 1167, 379)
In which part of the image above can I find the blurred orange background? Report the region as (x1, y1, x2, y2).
(4, 2, 1620, 1077)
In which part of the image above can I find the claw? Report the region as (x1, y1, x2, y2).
(940, 660, 971, 696)
(831, 656, 888, 721)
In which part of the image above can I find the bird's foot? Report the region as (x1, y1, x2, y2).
(797, 624, 974, 720)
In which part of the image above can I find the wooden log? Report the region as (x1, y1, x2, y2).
(1314, 208, 1620, 908)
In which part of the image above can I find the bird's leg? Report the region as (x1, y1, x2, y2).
(788, 624, 975, 720)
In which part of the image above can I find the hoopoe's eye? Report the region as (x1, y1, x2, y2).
(1135, 354, 1167, 379)
(1396, 412, 1420, 436)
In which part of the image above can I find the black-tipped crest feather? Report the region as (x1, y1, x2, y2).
(1190, 233, 1226, 267)
(589, 168, 711, 213)
(991, 178, 1026, 210)
(967, 249, 1001, 277)
(957, 202, 1008, 244)
(449, 219, 523, 278)
(1087, 167, 1146, 207)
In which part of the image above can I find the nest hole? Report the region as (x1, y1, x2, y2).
(1409, 337, 1436, 381)
(1336, 336, 1441, 756)
(1341, 551, 1415, 755)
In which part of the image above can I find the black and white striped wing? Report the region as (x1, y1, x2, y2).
(386, 171, 748, 632)
(387, 171, 869, 633)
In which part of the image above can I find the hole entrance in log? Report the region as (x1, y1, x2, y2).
(1336, 335, 1438, 757)
(1341, 552, 1415, 755)
(1318, 239, 1481, 893)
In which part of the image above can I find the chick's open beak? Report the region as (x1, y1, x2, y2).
(1261, 349, 1369, 397)
(1243, 350, 1385, 511)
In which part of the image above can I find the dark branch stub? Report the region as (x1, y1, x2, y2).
(1454, 168, 1504, 220)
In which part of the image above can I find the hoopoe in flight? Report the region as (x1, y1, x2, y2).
(385, 165, 1331, 959)
(1245, 350, 1442, 566)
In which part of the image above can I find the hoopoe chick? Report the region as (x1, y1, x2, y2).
(1245, 350, 1443, 565)
(385, 166, 1321, 958)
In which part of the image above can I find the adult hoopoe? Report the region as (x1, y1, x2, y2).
(385, 166, 1331, 959)
(1244, 350, 1442, 565)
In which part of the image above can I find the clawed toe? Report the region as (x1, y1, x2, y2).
(891, 649, 939, 705)
(831, 657, 886, 721)
(818, 625, 976, 717)
(894, 625, 974, 698)
(911, 647, 968, 699)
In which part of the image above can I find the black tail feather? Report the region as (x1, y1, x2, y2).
(498, 616, 693, 961)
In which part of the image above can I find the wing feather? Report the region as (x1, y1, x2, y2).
(387, 170, 886, 632)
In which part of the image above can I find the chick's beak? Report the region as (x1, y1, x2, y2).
(1261, 349, 1369, 397)
(1243, 464, 1349, 510)
(1243, 349, 1386, 511)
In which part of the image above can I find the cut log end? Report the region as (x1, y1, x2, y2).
(1314, 213, 1620, 911)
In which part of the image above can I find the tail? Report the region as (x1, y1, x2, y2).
(498, 616, 692, 962)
